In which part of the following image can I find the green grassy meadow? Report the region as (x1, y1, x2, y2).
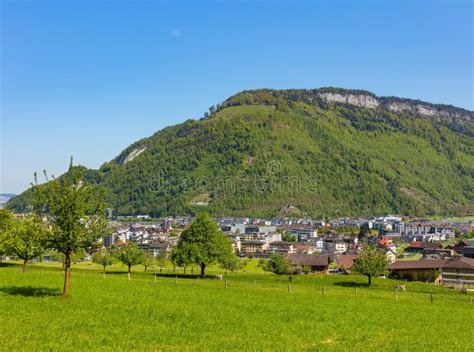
(1, 261, 473, 351)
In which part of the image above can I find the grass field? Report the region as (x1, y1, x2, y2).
(1, 261, 473, 351)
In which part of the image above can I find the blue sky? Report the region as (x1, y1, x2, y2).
(1, 0, 472, 194)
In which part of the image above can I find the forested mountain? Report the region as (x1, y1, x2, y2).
(9, 88, 474, 218)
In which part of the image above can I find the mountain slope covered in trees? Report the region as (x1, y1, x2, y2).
(9, 88, 474, 218)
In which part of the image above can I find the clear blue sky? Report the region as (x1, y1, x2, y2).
(1, 0, 472, 194)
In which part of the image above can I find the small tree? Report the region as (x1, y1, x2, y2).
(116, 243, 144, 276)
(352, 246, 388, 285)
(156, 249, 167, 272)
(31, 159, 107, 297)
(172, 213, 231, 277)
(264, 253, 292, 275)
(4, 215, 48, 272)
(0, 209, 14, 261)
(92, 247, 115, 274)
(142, 251, 155, 272)
(220, 254, 247, 274)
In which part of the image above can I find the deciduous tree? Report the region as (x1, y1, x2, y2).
(31, 159, 107, 296)
(92, 247, 115, 273)
(352, 246, 388, 285)
(172, 213, 231, 277)
(4, 215, 49, 272)
(116, 243, 144, 275)
(264, 253, 292, 275)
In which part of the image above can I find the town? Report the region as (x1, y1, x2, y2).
(92, 214, 474, 290)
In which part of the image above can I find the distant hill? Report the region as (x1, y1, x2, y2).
(0, 194, 16, 209)
(8, 88, 474, 217)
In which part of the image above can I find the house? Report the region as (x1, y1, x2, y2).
(421, 248, 454, 260)
(440, 257, 474, 289)
(291, 228, 317, 241)
(335, 254, 357, 272)
(241, 240, 268, 255)
(286, 254, 330, 274)
(138, 242, 169, 257)
(404, 241, 441, 254)
(402, 223, 455, 242)
(294, 243, 315, 255)
(268, 241, 295, 255)
(324, 239, 347, 254)
(389, 260, 447, 282)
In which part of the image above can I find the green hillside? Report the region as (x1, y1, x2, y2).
(9, 88, 474, 217)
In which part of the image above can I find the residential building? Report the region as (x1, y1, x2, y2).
(286, 254, 330, 273)
(389, 260, 447, 282)
(440, 257, 474, 289)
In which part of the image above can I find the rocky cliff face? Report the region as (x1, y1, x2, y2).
(317, 92, 380, 109)
(311, 88, 473, 126)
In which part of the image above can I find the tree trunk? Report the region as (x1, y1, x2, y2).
(128, 265, 131, 273)
(103, 264, 106, 274)
(200, 263, 206, 278)
(22, 259, 28, 272)
(144, 265, 147, 272)
(368, 275, 372, 286)
(63, 251, 71, 297)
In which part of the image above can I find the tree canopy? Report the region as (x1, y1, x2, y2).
(171, 213, 231, 277)
(264, 253, 292, 275)
(30, 159, 107, 296)
(116, 243, 144, 274)
(352, 246, 388, 285)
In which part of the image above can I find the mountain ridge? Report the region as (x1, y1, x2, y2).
(8, 87, 474, 218)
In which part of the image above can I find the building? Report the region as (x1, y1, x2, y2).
(240, 240, 268, 255)
(268, 241, 295, 255)
(324, 239, 347, 254)
(286, 254, 330, 274)
(335, 254, 357, 272)
(389, 260, 447, 282)
(402, 223, 455, 242)
(290, 228, 317, 241)
(138, 242, 169, 257)
(440, 257, 474, 289)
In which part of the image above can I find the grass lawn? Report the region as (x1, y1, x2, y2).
(1, 261, 473, 351)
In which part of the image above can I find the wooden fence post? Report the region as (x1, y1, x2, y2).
(225, 279, 228, 288)
(253, 279, 256, 288)
(430, 293, 433, 303)
(154, 274, 157, 283)
(288, 283, 291, 293)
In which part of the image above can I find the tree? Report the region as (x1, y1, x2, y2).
(172, 213, 231, 277)
(352, 246, 388, 285)
(4, 215, 49, 272)
(0, 209, 14, 261)
(220, 254, 247, 274)
(116, 243, 144, 276)
(282, 233, 297, 242)
(31, 159, 107, 297)
(358, 223, 370, 242)
(92, 247, 115, 273)
(156, 249, 168, 271)
(264, 253, 292, 275)
(142, 251, 155, 272)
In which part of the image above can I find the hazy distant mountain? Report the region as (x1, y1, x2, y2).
(8, 88, 474, 217)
